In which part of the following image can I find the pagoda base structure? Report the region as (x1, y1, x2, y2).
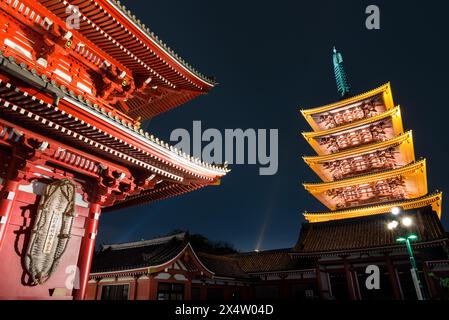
(294, 202, 449, 300)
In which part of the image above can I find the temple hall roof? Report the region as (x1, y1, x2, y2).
(226, 249, 315, 274)
(197, 253, 250, 279)
(229, 249, 295, 273)
(90, 234, 311, 279)
(91, 233, 189, 273)
(91, 234, 279, 279)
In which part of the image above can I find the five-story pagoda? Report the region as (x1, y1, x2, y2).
(301, 48, 441, 224)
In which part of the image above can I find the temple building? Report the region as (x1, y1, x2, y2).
(87, 232, 318, 301)
(87, 48, 449, 301)
(0, 0, 228, 300)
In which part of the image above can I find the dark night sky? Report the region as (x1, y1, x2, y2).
(96, 0, 449, 252)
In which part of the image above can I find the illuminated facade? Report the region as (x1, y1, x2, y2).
(0, 0, 227, 300)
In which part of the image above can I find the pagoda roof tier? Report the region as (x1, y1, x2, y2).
(300, 83, 394, 132)
(304, 192, 443, 223)
(303, 131, 415, 182)
(303, 160, 428, 210)
(294, 206, 446, 256)
(302, 106, 404, 155)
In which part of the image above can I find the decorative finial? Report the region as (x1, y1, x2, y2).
(135, 116, 142, 129)
(332, 47, 351, 98)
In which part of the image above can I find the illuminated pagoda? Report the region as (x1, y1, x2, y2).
(295, 48, 448, 300)
(0, 0, 228, 299)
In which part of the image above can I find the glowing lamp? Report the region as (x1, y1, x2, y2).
(391, 207, 401, 216)
(401, 217, 413, 227)
(387, 221, 399, 230)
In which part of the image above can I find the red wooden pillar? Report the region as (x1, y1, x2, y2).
(343, 258, 357, 300)
(280, 276, 289, 299)
(422, 263, 437, 299)
(85, 279, 99, 300)
(135, 275, 150, 300)
(149, 276, 157, 300)
(185, 279, 192, 300)
(74, 202, 101, 300)
(133, 276, 138, 300)
(0, 151, 22, 253)
(93, 280, 99, 300)
(385, 255, 402, 300)
(0, 178, 20, 252)
(200, 284, 207, 300)
(96, 280, 103, 300)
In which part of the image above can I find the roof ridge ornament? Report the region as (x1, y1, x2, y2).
(332, 47, 351, 98)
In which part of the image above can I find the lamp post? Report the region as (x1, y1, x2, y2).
(387, 207, 425, 300)
(396, 234, 424, 300)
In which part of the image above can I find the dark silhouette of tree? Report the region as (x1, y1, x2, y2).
(167, 229, 237, 254)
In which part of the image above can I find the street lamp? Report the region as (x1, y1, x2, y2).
(387, 207, 425, 300)
(401, 217, 413, 227)
(391, 206, 401, 216)
(387, 220, 399, 230)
